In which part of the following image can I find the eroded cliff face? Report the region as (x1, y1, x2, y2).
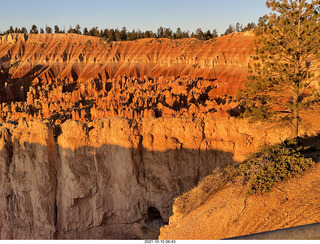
(0, 32, 254, 83)
(0, 32, 256, 125)
(0, 113, 319, 239)
(0, 120, 57, 239)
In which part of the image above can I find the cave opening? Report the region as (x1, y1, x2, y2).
(146, 207, 167, 229)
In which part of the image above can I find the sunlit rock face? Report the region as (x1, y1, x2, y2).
(0, 32, 254, 83)
(0, 114, 317, 239)
(0, 32, 319, 240)
(0, 32, 256, 124)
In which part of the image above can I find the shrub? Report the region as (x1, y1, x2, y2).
(241, 139, 315, 195)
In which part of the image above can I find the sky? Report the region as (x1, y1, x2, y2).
(0, 0, 269, 35)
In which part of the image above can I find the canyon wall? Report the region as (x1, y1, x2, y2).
(0, 114, 318, 239)
(0, 32, 264, 239)
(1, 32, 320, 240)
(0, 32, 254, 84)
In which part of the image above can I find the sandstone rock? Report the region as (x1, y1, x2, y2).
(133, 223, 160, 240)
(0, 120, 57, 239)
(0, 115, 317, 239)
(0, 32, 319, 240)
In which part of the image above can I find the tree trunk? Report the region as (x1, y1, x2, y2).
(292, 88, 299, 139)
(292, 108, 299, 138)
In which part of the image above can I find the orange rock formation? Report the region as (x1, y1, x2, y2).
(0, 112, 318, 239)
(0, 32, 255, 125)
(0, 32, 254, 83)
(0, 32, 319, 240)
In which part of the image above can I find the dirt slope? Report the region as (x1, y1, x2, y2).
(159, 136, 320, 240)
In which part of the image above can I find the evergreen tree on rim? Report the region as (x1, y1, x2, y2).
(237, 0, 320, 138)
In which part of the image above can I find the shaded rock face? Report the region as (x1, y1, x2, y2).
(55, 118, 236, 239)
(0, 116, 316, 240)
(0, 121, 57, 239)
(56, 119, 144, 239)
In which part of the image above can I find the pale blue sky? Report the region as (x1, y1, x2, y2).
(0, 0, 268, 35)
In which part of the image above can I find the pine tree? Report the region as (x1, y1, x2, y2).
(54, 25, 60, 33)
(21, 27, 27, 34)
(75, 24, 81, 34)
(238, 0, 320, 138)
(212, 29, 218, 38)
(67, 26, 75, 33)
(108, 29, 116, 41)
(120, 27, 127, 41)
(176, 27, 183, 39)
(196, 28, 204, 40)
(204, 30, 212, 40)
(142, 30, 149, 38)
(182, 30, 190, 38)
(45, 25, 52, 33)
(30, 24, 38, 34)
(115, 28, 121, 41)
(137, 29, 143, 39)
(164, 28, 173, 38)
(258, 16, 268, 28)
(224, 25, 235, 35)
(88, 27, 99, 37)
(157, 27, 164, 38)
(242, 22, 257, 32)
(83, 27, 89, 35)
(235, 22, 243, 32)
(130, 29, 137, 40)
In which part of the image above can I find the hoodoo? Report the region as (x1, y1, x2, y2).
(0, 32, 256, 124)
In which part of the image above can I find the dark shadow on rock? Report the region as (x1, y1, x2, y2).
(298, 134, 320, 163)
(0, 135, 236, 240)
